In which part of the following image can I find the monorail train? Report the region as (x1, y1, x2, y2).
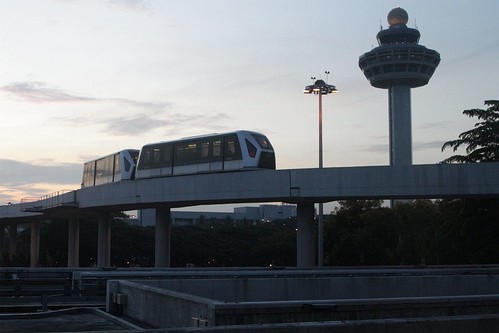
(82, 149, 139, 187)
(81, 130, 275, 186)
(135, 130, 275, 179)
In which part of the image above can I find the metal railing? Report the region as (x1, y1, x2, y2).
(21, 189, 76, 211)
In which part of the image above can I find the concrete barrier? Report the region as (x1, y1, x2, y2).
(106, 268, 499, 329)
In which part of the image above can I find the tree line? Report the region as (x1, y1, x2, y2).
(3, 196, 497, 268)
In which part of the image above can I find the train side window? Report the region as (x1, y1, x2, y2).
(139, 148, 152, 169)
(245, 139, 257, 158)
(130, 150, 139, 164)
(212, 139, 222, 161)
(139, 146, 161, 169)
(83, 162, 95, 187)
(224, 135, 242, 161)
(114, 153, 120, 180)
(153, 148, 161, 165)
(175, 141, 198, 165)
(200, 141, 210, 160)
(104, 156, 113, 180)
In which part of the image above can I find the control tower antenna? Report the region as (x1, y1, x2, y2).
(359, 7, 440, 166)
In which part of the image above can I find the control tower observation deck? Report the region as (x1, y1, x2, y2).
(359, 7, 440, 166)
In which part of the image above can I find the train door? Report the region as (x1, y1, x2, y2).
(209, 137, 224, 172)
(222, 134, 243, 171)
(197, 139, 211, 173)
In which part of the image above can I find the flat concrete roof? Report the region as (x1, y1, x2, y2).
(0, 308, 142, 333)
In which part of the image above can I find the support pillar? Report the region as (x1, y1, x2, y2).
(155, 207, 171, 268)
(30, 220, 41, 268)
(388, 85, 412, 166)
(0, 225, 5, 254)
(296, 203, 316, 267)
(68, 218, 80, 267)
(97, 215, 111, 267)
(8, 223, 17, 263)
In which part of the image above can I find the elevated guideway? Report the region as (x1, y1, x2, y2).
(1, 162, 499, 268)
(77, 162, 499, 210)
(1, 163, 499, 217)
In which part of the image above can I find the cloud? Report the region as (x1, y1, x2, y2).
(0, 81, 96, 103)
(354, 143, 388, 154)
(413, 140, 444, 151)
(106, 0, 149, 10)
(0, 159, 81, 187)
(1, 81, 170, 110)
(416, 121, 449, 130)
(2, 80, 231, 136)
(108, 98, 171, 111)
(105, 112, 232, 135)
(347, 140, 444, 154)
(55, 112, 232, 136)
(56, 0, 150, 11)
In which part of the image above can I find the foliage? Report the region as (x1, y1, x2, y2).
(5, 199, 497, 267)
(326, 200, 397, 265)
(324, 199, 498, 266)
(441, 100, 499, 163)
(171, 219, 296, 267)
(6, 217, 296, 268)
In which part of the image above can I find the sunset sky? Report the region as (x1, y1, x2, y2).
(1, 0, 498, 208)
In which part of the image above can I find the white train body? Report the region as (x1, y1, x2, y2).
(135, 130, 275, 179)
(81, 130, 275, 186)
(82, 149, 139, 187)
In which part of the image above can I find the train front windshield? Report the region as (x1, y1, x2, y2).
(251, 133, 273, 151)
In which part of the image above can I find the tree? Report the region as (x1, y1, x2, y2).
(441, 100, 499, 163)
(439, 99, 499, 264)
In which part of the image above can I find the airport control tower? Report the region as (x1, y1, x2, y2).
(359, 7, 440, 166)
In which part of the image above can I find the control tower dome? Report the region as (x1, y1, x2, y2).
(359, 7, 440, 89)
(358, 8, 440, 166)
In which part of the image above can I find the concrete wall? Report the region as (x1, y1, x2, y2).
(108, 280, 215, 328)
(107, 271, 499, 329)
(133, 274, 499, 302)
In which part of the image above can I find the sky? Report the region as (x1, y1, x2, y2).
(1, 0, 498, 208)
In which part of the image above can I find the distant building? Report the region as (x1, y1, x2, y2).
(130, 204, 297, 227)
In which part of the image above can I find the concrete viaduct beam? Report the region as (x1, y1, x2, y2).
(74, 163, 499, 210)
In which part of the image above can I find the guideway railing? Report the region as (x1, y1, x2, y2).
(21, 189, 77, 212)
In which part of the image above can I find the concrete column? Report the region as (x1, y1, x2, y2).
(68, 218, 80, 267)
(8, 223, 17, 262)
(389, 85, 412, 166)
(0, 226, 5, 253)
(30, 220, 41, 268)
(155, 207, 171, 268)
(97, 215, 111, 267)
(296, 203, 316, 267)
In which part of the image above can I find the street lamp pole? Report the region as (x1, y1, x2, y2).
(304, 74, 337, 267)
